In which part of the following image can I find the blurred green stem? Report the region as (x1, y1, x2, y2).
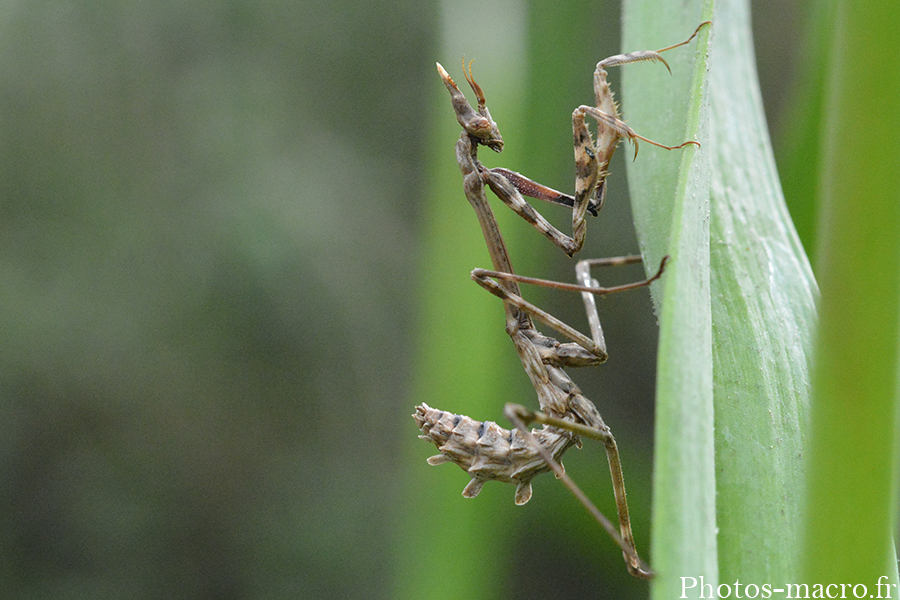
(802, 0, 900, 587)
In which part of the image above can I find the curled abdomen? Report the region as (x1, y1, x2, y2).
(413, 403, 576, 505)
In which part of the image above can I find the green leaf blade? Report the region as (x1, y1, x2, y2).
(625, 0, 819, 593)
(706, 0, 818, 584)
(622, 1, 718, 596)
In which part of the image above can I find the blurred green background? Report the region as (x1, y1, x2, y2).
(0, 0, 804, 598)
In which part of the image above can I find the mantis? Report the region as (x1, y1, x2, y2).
(414, 22, 710, 579)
